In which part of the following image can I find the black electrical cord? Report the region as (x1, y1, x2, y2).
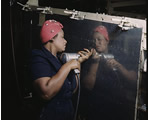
(9, 1, 22, 101)
(74, 73, 81, 120)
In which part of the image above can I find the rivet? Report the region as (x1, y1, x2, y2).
(51, 30, 54, 33)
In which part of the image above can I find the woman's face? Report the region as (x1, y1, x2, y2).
(93, 32, 109, 53)
(53, 30, 67, 52)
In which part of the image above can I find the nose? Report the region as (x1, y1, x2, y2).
(64, 39, 67, 44)
(96, 40, 100, 45)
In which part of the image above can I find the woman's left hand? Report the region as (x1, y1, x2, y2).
(78, 48, 93, 63)
(106, 58, 121, 70)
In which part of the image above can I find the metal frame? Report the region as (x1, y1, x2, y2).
(17, 3, 147, 119)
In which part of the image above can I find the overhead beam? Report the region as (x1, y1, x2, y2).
(111, 0, 146, 7)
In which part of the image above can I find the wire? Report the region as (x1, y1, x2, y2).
(9, 1, 22, 102)
(74, 73, 81, 120)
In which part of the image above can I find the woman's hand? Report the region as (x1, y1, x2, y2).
(106, 59, 121, 70)
(78, 48, 93, 63)
(91, 49, 101, 60)
(67, 59, 81, 71)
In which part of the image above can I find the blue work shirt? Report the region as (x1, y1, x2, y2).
(31, 46, 77, 120)
(80, 50, 138, 120)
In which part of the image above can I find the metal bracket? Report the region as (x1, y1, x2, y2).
(17, 2, 53, 14)
(17, 2, 31, 11)
(64, 9, 85, 20)
(112, 17, 138, 30)
(37, 7, 53, 14)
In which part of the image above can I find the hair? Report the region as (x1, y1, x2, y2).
(52, 34, 58, 39)
(43, 34, 58, 45)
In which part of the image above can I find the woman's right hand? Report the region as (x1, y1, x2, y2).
(92, 49, 100, 60)
(67, 59, 81, 71)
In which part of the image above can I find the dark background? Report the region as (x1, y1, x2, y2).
(1, 0, 147, 120)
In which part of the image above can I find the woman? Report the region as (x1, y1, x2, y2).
(83, 25, 137, 90)
(31, 20, 92, 120)
(80, 25, 137, 120)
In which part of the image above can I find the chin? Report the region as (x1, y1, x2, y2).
(61, 49, 65, 52)
(97, 49, 102, 52)
(63, 47, 66, 51)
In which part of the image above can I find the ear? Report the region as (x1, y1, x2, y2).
(106, 39, 109, 44)
(49, 39, 54, 43)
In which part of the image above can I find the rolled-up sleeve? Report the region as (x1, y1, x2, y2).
(31, 54, 52, 81)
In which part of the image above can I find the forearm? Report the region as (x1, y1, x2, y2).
(83, 63, 99, 90)
(40, 62, 72, 100)
(117, 64, 137, 81)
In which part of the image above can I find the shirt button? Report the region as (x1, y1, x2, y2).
(68, 81, 71, 84)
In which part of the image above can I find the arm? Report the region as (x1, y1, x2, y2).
(81, 49, 100, 90)
(33, 48, 93, 100)
(33, 59, 80, 100)
(82, 62, 99, 90)
(106, 59, 137, 81)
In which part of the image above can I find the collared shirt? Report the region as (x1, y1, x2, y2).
(31, 46, 76, 120)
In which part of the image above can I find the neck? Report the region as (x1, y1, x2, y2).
(44, 43, 57, 57)
(98, 49, 108, 54)
(104, 49, 108, 53)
